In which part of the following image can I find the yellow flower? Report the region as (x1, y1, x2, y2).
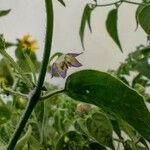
(19, 35, 38, 53)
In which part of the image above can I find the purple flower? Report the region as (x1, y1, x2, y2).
(51, 53, 82, 78)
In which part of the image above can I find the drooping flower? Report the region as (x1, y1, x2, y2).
(19, 35, 38, 53)
(51, 53, 82, 78)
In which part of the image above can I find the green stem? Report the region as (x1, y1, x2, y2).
(40, 89, 64, 100)
(124, 0, 147, 6)
(95, 0, 147, 7)
(7, 0, 54, 149)
(2, 87, 28, 98)
(0, 50, 33, 89)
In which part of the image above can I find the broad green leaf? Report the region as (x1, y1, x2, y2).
(139, 5, 150, 34)
(65, 70, 150, 142)
(79, 4, 94, 49)
(0, 9, 11, 17)
(106, 9, 122, 52)
(15, 125, 32, 150)
(86, 112, 114, 148)
(135, 5, 146, 30)
(58, 0, 65, 7)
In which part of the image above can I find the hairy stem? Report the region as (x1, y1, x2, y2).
(7, 0, 54, 149)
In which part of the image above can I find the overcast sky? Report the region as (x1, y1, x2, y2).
(0, 0, 147, 85)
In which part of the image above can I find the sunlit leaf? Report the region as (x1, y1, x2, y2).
(65, 70, 150, 142)
(106, 9, 122, 52)
(139, 5, 150, 34)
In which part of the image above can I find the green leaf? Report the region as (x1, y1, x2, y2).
(55, 131, 84, 150)
(106, 9, 122, 52)
(0, 106, 11, 124)
(88, 142, 106, 150)
(79, 4, 94, 49)
(86, 112, 114, 148)
(28, 136, 45, 150)
(111, 119, 122, 139)
(34, 101, 44, 125)
(65, 70, 150, 142)
(58, 0, 65, 7)
(124, 140, 137, 150)
(135, 5, 146, 30)
(134, 58, 150, 79)
(0, 9, 11, 17)
(0, 59, 14, 86)
(139, 5, 150, 34)
(15, 125, 32, 150)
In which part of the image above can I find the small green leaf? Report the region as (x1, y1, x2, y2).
(106, 9, 122, 52)
(135, 5, 145, 30)
(111, 119, 122, 139)
(139, 5, 150, 34)
(0, 106, 11, 124)
(15, 125, 32, 150)
(65, 70, 150, 142)
(0, 59, 14, 86)
(28, 136, 45, 150)
(86, 112, 114, 148)
(55, 131, 84, 150)
(134, 58, 150, 79)
(0, 9, 11, 17)
(58, 0, 65, 7)
(79, 4, 94, 49)
(124, 140, 137, 150)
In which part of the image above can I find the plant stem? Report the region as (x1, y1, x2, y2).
(2, 87, 28, 98)
(95, 0, 147, 7)
(124, 0, 147, 6)
(40, 89, 64, 100)
(7, 0, 54, 149)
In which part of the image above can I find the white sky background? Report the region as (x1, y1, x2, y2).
(0, 0, 147, 85)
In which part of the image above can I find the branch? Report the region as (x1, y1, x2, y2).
(95, 0, 147, 7)
(40, 89, 64, 100)
(7, 0, 54, 149)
